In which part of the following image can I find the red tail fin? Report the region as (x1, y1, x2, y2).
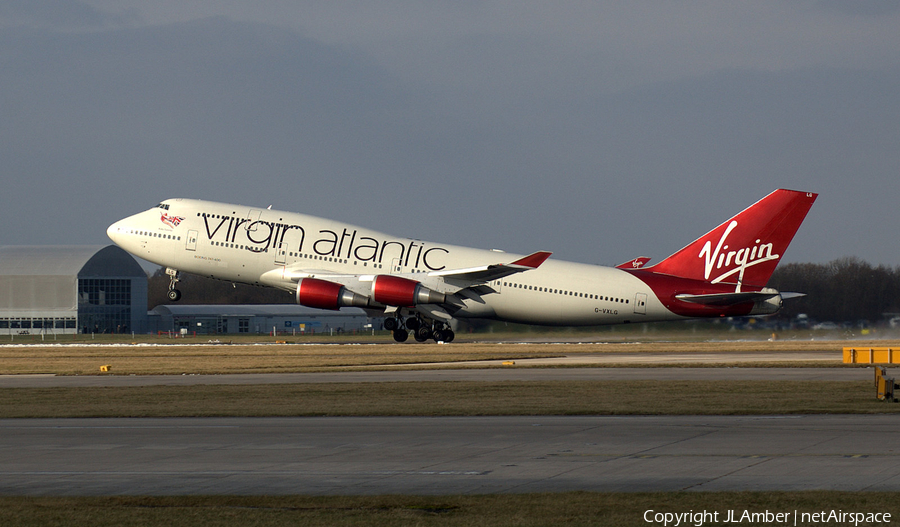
(647, 189, 817, 287)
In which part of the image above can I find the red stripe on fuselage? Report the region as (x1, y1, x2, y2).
(625, 269, 758, 318)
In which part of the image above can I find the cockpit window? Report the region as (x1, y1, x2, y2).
(157, 203, 170, 210)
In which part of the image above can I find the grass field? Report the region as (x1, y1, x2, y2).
(1, 337, 896, 375)
(1, 380, 898, 418)
(3, 492, 898, 527)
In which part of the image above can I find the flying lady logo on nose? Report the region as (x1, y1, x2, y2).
(161, 213, 184, 228)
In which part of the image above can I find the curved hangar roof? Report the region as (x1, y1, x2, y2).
(0, 245, 145, 278)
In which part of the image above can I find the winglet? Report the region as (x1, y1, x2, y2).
(428, 251, 552, 283)
(616, 257, 652, 270)
(511, 251, 552, 268)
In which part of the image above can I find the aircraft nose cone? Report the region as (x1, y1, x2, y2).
(107, 221, 120, 243)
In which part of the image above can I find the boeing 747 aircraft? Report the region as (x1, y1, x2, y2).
(107, 189, 817, 342)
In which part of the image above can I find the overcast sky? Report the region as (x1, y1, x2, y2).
(2, 1, 899, 267)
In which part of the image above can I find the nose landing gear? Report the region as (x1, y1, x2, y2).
(166, 268, 182, 302)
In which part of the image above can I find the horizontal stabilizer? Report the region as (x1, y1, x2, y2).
(780, 292, 806, 300)
(675, 290, 781, 307)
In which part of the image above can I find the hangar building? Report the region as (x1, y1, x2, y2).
(148, 305, 374, 336)
(0, 245, 148, 335)
(1, 245, 377, 338)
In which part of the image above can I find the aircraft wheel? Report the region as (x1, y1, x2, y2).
(414, 331, 429, 342)
(167, 289, 182, 302)
(433, 329, 447, 342)
(416, 326, 432, 341)
(444, 330, 455, 343)
(384, 317, 398, 331)
(405, 318, 420, 331)
(392, 329, 409, 343)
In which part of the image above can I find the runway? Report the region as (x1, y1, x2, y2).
(2, 415, 899, 495)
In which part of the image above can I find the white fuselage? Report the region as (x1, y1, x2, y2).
(107, 198, 670, 326)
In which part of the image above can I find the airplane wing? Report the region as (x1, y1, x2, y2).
(271, 250, 551, 286)
(262, 251, 552, 306)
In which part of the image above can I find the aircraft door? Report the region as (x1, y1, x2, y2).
(275, 242, 287, 265)
(390, 257, 403, 275)
(634, 293, 648, 315)
(246, 210, 262, 231)
(185, 230, 198, 251)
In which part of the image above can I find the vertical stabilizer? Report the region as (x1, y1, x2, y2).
(647, 189, 817, 288)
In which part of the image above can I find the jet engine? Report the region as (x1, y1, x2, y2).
(296, 278, 371, 310)
(371, 275, 446, 306)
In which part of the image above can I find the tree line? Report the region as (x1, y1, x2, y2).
(148, 257, 900, 325)
(768, 257, 900, 324)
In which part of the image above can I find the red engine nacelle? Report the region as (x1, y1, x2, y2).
(296, 278, 370, 310)
(371, 275, 446, 306)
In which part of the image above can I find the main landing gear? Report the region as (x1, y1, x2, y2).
(385, 315, 455, 343)
(166, 268, 182, 302)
